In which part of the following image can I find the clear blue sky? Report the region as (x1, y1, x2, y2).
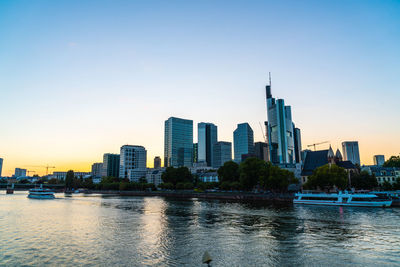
(0, 0, 399, 175)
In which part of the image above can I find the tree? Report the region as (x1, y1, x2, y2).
(383, 156, 400, 167)
(393, 178, 400, 190)
(305, 164, 348, 190)
(161, 167, 193, 188)
(381, 180, 393, 191)
(65, 170, 74, 190)
(265, 165, 298, 192)
(139, 177, 147, 184)
(239, 158, 265, 190)
(350, 171, 378, 190)
(217, 161, 240, 183)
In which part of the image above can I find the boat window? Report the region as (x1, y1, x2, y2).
(301, 197, 337, 201)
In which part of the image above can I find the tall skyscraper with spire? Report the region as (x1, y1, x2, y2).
(265, 73, 302, 164)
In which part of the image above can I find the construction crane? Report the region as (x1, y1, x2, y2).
(259, 122, 267, 143)
(307, 141, 330, 151)
(26, 165, 56, 175)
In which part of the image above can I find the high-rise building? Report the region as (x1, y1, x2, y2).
(233, 123, 254, 163)
(14, 168, 27, 177)
(91, 163, 103, 179)
(164, 117, 193, 168)
(254, 142, 268, 162)
(119, 145, 147, 182)
(373, 155, 385, 166)
(293, 126, 302, 163)
(265, 74, 300, 164)
(102, 153, 120, 178)
(212, 141, 232, 168)
(0, 158, 3, 177)
(154, 156, 162, 169)
(342, 141, 360, 166)
(198, 122, 218, 167)
(193, 143, 198, 164)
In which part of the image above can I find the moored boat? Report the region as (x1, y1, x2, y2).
(294, 191, 392, 207)
(28, 187, 55, 199)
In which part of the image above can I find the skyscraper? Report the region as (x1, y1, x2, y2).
(254, 142, 268, 161)
(293, 126, 302, 163)
(119, 145, 147, 182)
(0, 158, 3, 177)
(212, 141, 232, 168)
(265, 74, 300, 164)
(342, 141, 360, 166)
(164, 117, 193, 168)
(154, 156, 161, 169)
(373, 155, 385, 166)
(198, 122, 218, 166)
(233, 123, 254, 163)
(102, 153, 120, 178)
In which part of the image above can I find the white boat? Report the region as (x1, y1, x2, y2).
(294, 191, 392, 207)
(28, 187, 55, 199)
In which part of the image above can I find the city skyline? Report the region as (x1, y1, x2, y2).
(1, 0, 400, 175)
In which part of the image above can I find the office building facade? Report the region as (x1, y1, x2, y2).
(233, 123, 254, 163)
(102, 153, 120, 178)
(0, 158, 3, 177)
(373, 155, 385, 166)
(14, 168, 27, 177)
(193, 143, 198, 164)
(265, 76, 301, 164)
(342, 141, 360, 166)
(119, 145, 147, 182)
(91, 163, 103, 179)
(254, 142, 268, 162)
(212, 141, 232, 168)
(164, 117, 193, 168)
(154, 156, 162, 169)
(198, 122, 218, 166)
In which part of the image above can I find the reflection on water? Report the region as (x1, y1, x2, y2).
(0, 192, 399, 266)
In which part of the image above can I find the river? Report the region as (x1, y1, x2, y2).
(0, 192, 399, 266)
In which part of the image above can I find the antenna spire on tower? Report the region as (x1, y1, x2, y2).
(269, 72, 271, 86)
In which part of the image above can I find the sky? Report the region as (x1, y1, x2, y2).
(0, 0, 399, 176)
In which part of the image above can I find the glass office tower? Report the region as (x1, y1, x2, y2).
(212, 141, 232, 168)
(342, 141, 360, 166)
(265, 76, 300, 164)
(198, 122, 218, 167)
(164, 117, 193, 167)
(233, 123, 254, 163)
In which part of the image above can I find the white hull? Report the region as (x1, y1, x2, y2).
(294, 191, 392, 208)
(294, 200, 392, 207)
(28, 194, 55, 199)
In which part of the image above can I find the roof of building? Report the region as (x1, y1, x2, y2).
(301, 150, 356, 176)
(335, 149, 343, 159)
(301, 150, 329, 176)
(336, 160, 356, 169)
(327, 146, 334, 158)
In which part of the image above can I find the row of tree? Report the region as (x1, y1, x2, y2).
(159, 158, 298, 192)
(383, 156, 400, 167)
(304, 163, 400, 191)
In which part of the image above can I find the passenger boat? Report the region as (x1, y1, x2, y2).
(28, 186, 55, 199)
(294, 191, 392, 207)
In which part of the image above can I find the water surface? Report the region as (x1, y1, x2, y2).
(0, 192, 399, 266)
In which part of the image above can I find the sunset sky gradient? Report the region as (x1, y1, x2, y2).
(0, 0, 399, 176)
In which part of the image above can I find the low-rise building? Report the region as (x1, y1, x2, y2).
(361, 166, 400, 186)
(146, 168, 165, 186)
(51, 171, 91, 180)
(198, 172, 219, 183)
